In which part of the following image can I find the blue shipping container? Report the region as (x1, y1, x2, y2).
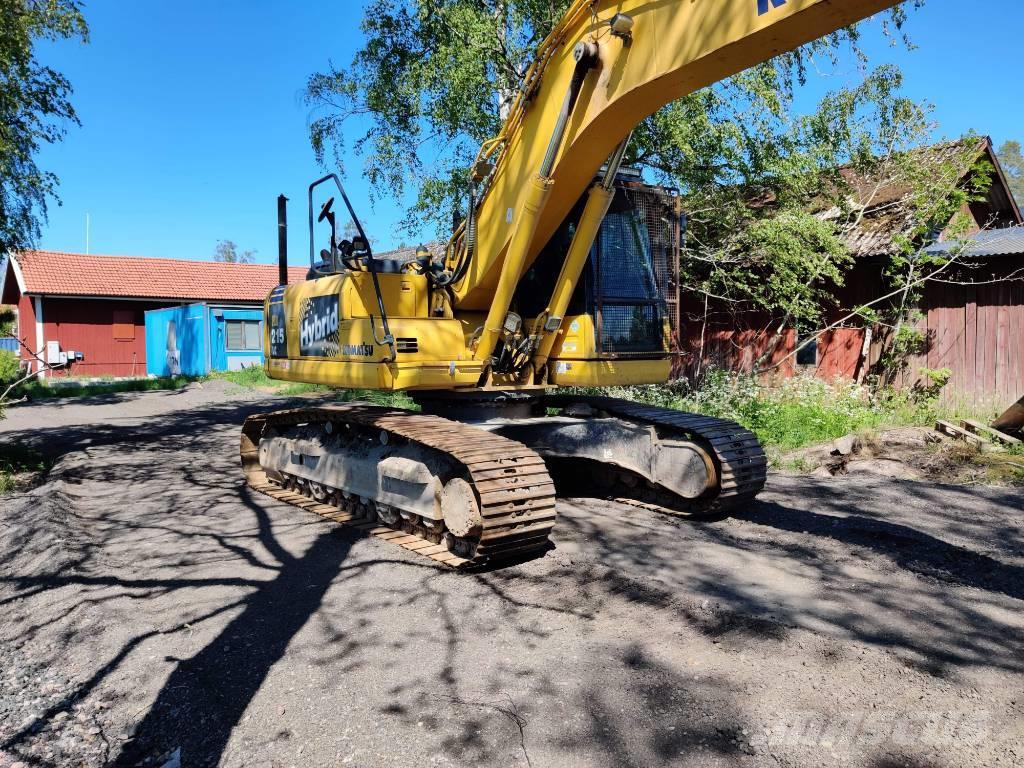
(144, 303, 264, 376)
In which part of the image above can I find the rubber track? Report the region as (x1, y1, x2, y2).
(240, 404, 557, 569)
(546, 395, 768, 513)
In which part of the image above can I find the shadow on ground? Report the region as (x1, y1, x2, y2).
(0, 394, 1019, 766)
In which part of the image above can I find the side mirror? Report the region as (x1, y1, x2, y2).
(351, 236, 368, 252)
(317, 197, 335, 223)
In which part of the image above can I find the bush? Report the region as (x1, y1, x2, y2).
(0, 350, 18, 386)
(0, 350, 21, 418)
(585, 368, 949, 452)
(0, 444, 48, 494)
(0, 307, 15, 337)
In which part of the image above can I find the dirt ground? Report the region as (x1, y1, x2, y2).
(0, 382, 1021, 768)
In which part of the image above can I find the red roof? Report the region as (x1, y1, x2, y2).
(11, 250, 308, 302)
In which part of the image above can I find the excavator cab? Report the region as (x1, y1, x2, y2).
(518, 174, 680, 362)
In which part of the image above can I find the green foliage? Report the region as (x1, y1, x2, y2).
(0, 305, 15, 336)
(14, 375, 192, 401)
(213, 240, 256, 264)
(0, 0, 88, 253)
(721, 212, 851, 327)
(912, 366, 951, 402)
(997, 139, 1024, 206)
(305, 0, 924, 238)
(0, 348, 18, 418)
(0, 442, 48, 494)
(586, 367, 946, 452)
(0, 349, 18, 384)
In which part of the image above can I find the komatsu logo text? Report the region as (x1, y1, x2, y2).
(341, 344, 374, 357)
(758, 0, 786, 14)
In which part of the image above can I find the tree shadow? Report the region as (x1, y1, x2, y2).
(2, 393, 1018, 766)
(112, 523, 354, 766)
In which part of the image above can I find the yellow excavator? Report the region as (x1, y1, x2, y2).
(241, 0, 902, 567)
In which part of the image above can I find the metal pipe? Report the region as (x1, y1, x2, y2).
(600, 137, 631, 190)
(277, 194, 289, 285)
(539, 42, 598, 177)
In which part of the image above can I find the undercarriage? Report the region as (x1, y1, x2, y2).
(240, 393, 767, 569)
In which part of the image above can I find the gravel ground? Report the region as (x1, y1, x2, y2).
(0, 382, 1022, 767)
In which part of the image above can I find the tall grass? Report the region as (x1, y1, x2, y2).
(585, 369, 967, 451)
(0, 444, 49, 494)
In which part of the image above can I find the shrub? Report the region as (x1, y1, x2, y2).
(581, 368, 950, 452)
(0, 350, 18, 386)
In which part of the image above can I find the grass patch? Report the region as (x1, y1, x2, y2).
(12, 375, 195, 402)
(335, 388, 418, 409)
(208, 366, 326, 395)
(579, 369, 992, 452)
(0, 444, 50, 494)
(207, 367, 416, 407)
(943, 443, 1024, 486)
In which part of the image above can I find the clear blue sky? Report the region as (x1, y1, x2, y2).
(35, 0, 1024, 265)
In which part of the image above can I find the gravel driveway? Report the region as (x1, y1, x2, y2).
(1, 383, 1021, 767)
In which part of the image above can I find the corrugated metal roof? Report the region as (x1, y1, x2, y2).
(925, 227, 1024, 258)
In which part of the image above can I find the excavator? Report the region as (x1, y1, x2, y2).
(241, 0, 903, 568)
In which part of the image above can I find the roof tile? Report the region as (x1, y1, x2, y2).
(13, 250, 308, 302)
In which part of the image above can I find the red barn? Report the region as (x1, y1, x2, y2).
(0, 251, 305, 378)
(677, 136, 1024, 404)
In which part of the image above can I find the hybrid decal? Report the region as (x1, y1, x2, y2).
(299, 294, 340, 357)
(757, 0, 786, 15)
(268, 286, 288, 358)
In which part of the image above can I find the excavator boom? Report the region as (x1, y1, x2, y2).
(454, 0, 903, 310)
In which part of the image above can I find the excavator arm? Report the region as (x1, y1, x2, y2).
(447, 0, 903, 361)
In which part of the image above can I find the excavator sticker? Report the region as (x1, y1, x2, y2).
(298, 295, 340, 357)
(757, 0, 786, 14)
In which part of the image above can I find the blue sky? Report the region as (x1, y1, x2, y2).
(34, 0, 1024, 265)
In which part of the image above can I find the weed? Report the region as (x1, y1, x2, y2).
(208, 367, 326, 395)
(571, 368, 992, 452)
(0, 444, 50, 494)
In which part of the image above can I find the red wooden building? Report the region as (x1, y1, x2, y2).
(677, 137, 1024, 404)
(1, 251, 305, 378)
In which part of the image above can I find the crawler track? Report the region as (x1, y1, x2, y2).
(240, 404, 558, 569)
(546, 395, 767, 514)
(240, 399, 766, 568)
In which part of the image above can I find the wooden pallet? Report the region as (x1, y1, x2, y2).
(935, 419, 1022, 448)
